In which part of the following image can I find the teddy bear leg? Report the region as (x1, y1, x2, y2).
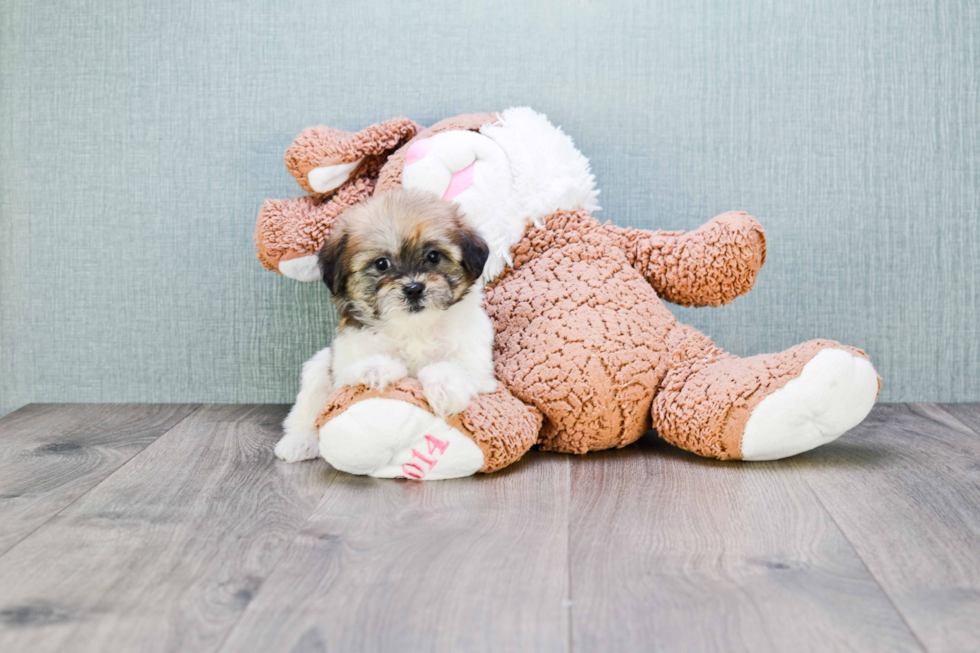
(315, 380, 541, 480)
(652, 326, 879, 461)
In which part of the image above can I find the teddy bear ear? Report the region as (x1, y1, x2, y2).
(285, 118, 419, 197)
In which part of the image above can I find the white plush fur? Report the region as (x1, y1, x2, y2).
(741, 349, 879, 461)
(480, 107, 600, 223)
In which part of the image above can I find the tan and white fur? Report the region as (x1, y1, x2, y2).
(275, 189, 495, 463)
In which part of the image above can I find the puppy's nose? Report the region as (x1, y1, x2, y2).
(403, 282, 425, 301)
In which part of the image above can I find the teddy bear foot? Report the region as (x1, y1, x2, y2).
(740, 348, 879, 461)
(319, 398, 485, 480)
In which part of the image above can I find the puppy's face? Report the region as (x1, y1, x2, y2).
(318, 189, 489, 329)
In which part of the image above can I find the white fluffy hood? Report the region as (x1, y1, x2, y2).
(480, 107, 600, 225)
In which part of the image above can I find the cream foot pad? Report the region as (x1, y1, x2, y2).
(741, 348, 879, 461)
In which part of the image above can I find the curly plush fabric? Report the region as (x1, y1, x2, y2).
(607, 211, 767, 307)
(255, 119, 419, 270)
(285, 118, 418, 196)
(484, 209, 776, 454)
(485, 210, 671, 453)
(315, 379, 541, 473)
(255, 160, 381, 271)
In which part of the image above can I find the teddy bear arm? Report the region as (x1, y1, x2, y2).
(604, 212, 767, 307)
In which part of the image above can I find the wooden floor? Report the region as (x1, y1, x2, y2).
(0, 404, 977, 652)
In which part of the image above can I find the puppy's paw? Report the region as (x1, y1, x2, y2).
(274, 428, 320, 463)
(338, 355, 408, 391)
(419, 362, 476, 417)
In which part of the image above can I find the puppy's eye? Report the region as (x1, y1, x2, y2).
(374, 258, 390, 272)
(426, 251, 441, 264)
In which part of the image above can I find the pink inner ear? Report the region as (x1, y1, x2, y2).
(443, 162, 475, 201)
(405, 138, 433, 165)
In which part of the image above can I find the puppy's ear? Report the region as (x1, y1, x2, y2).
(457, 223, 489, 280)
(318, 232, 349, 296)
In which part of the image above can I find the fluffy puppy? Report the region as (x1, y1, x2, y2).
(275, 189, 496, 463)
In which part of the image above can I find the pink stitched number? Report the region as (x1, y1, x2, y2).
(425, 435, 449, 455)
(410, 449, 437, 470)
(401, 436, 451, 480)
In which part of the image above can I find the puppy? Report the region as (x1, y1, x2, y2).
(275, 189, 497, 463)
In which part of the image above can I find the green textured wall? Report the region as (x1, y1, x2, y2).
(2, 0, 978, 417)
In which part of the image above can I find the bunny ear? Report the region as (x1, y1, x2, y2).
(255, 169, 380, 280)
(285, 118, 418, 197)
(258, 118, 418, 280)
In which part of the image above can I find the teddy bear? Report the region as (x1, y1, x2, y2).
(257, 108, 880, 480)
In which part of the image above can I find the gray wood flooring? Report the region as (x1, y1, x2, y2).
(0, 403, 977, 652)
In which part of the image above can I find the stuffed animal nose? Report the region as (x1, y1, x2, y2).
(403, 282, 425, 300)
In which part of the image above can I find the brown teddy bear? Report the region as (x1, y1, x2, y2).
(258, 108, 880, 480)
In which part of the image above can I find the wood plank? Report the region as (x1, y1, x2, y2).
(569, 434, 922, 653)
(941, 402, 980, 436)
(217, 452, 570, 653)
(0, 404, 332, 653)
(0, 403, 198, 555)
(795, 403, 980, 653)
